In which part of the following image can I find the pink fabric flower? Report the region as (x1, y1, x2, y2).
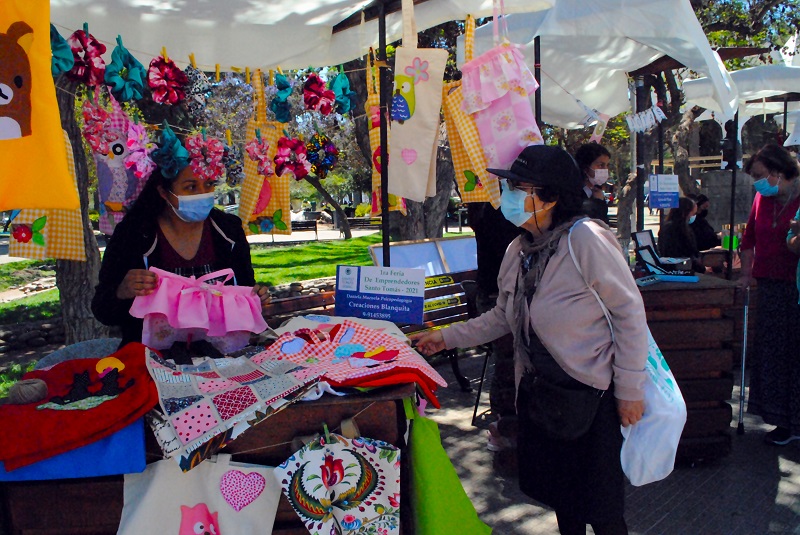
(303, 73, 336, 116)
(245, 138, 274, 177)
(67, 30, 107, 87)
(274, 137, 311, 179)
(147, 56, 189, 105)
(185, 134, 225, 181)
(124, 123, 156, 179)
(404, 57, 429, 84)
(81, 100, 116, 154)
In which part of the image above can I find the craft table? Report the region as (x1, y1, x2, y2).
(639, 274, 739, 461)
(0, 383, 415, 535)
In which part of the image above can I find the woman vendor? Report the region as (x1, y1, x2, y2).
(92, 126, 270, 350)
(411, 145, 647, 535)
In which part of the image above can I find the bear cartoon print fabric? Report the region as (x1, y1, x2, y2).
(0, 1, 77, 210)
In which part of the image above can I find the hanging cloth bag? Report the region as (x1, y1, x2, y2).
(403, 398, 492, 535)
(386, 0, 448, 203)
(119, 454, 281, 535)
(0, 0, 77, 211)
(567, 219, 687, 486)
(442, 16, 499, 207)
(239, 70, 291, 235)
(460, 0, 543, 179)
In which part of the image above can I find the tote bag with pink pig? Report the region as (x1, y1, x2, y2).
(129, 267, 267, 354)
(386, 0, 447, 203)
(460, 0, 543, 179)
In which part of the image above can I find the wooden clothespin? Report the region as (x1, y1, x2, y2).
(277, 66, 284, 75)
(161, 46, 168, 62)
(231, 66, 242, 73)
(189, 53, 197, 69)
(245, 67, 251, 85)
(215, 64, 220, 82)
(225, 129, 232, 146)
(268, 69, 275, 86)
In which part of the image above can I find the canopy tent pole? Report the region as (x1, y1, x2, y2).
(635, 76, 646, 231)
(785, 96, 789, 133)
(534, 36, 542, 127)
(725, 111, 739, 281)
(378, 0, 391, 267)
(658, 120, 665, 228)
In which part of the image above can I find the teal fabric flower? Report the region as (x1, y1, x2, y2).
(330, 71, 358, 115)
(50, 24, 74, 77)
(269, 73, 293, 123)
(104, 36, 146, 102)
(151, 122, 190, 179)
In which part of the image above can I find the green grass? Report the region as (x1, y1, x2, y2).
(0, 259, 55, 292)
(0, 361, 38, 397)
(0, 288, 61, 325)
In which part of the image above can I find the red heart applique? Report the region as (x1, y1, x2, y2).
(220, 469, 266, 511)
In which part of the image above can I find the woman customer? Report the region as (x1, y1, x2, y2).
(574, 143, 611, 223)
(740, 143, 800, 446)
(411, 145, 647, 535)
(92, 127, 270, 351)
(657, 196, 705, 272)
(689, 194, 721, 251)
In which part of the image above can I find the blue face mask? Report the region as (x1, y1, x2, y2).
(688, 215, 696, 225)
(169, 191, 215, 222)
(753, 176, 779, 197)
(500, 182, 534, 227)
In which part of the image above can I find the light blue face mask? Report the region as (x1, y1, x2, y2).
(688, 215, 696, 225)
(753, 176, 779, 197)
(499, 181, 534, 227)
(169, 191, 215, 222)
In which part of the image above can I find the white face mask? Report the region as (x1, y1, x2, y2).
(589, 168, 609, 186)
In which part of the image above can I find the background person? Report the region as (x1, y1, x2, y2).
(688, 194, 721, 251)
(574, 143, 611, 224)
(412, 145, 647, 535)
(740, 143, 800, 446)
(92, 136, 270, 352)
(657, 197, 704, 273)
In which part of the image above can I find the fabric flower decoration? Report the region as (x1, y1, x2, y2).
(184, 65, 212, 124)
(66, 28, 107, 87)
(151, 122, 190, 179)
(274, 136, 311, 180)
(124, 123, 156, 179)
(11, 224, 32, 244)
(147, 56, 189, 105)
(330, 72, 358, 115)
(245, 137, 274, 177)
(305, 133, 338, 179)
(222, 144, 245, 186)
(104, 36, 146, 102)
(269, 73, 293, 123)
(81, 99, 115, 154)
(50, 24, 74, 77)
(303, 73, 335, 116)
(185, 133, 225, 181)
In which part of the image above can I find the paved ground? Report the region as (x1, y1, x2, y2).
(432, 351, 800, 535)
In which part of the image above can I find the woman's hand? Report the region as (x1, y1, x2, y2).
(116, 269, 158, 300)
(408, 331, 446, 356)
(616, 398, 644, 427)
(252, 284, 272, 309)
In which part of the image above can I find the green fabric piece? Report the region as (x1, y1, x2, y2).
(104, 36, 147, 102)
(330, 72, 358, 114)
(269, 73, 293, 123)
(403, 398, 492, 535)
(50, 24, 74, 77)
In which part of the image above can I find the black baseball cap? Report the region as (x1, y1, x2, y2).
(487, 145, 583, 195)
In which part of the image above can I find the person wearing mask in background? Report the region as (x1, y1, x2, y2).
(658, 197, 704, 273)
(575, 143, 611, 224)
(688, 194, 721, 251)
(92, 131, 270, 356)
(740, 143, 800, 446)
(412, 145, 647, 535)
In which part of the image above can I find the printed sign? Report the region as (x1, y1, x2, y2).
(335, 265, 424, 324)
(648, 174, 680, 209)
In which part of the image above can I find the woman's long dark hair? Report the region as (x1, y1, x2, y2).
(123, 168, 175, 224)
(744, 143, 800, 180)
(536, 185, 587, 229)
(666, 196, 697, 249)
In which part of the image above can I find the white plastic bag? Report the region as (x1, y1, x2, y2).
(620, 329, 687, 486)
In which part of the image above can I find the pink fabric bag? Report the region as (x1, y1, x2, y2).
(130, 267, 267, 353)
(460, 0, 543, 174)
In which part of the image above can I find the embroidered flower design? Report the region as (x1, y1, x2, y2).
(388, 493, 400, 508)
(11, 225, 32, 244)
(404, 57, 429, 84)
(340, 515, 362, 530)
(320, 454, 345, 489)
(260, 218, 274, 233)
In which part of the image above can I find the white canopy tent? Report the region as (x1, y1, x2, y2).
(50, 0, 551, 70)
(456, 0, 738, 128)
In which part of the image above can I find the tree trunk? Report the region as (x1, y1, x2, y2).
(305, 175, 352, 239)
(423, 143, 454, 238)
(669, 107, 704, 196)
(55, 76, 109, 343)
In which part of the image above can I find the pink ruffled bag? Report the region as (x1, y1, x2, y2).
(129, 267, 267, 353)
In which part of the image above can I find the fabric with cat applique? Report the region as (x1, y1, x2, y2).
(0, 1, 77, 210)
